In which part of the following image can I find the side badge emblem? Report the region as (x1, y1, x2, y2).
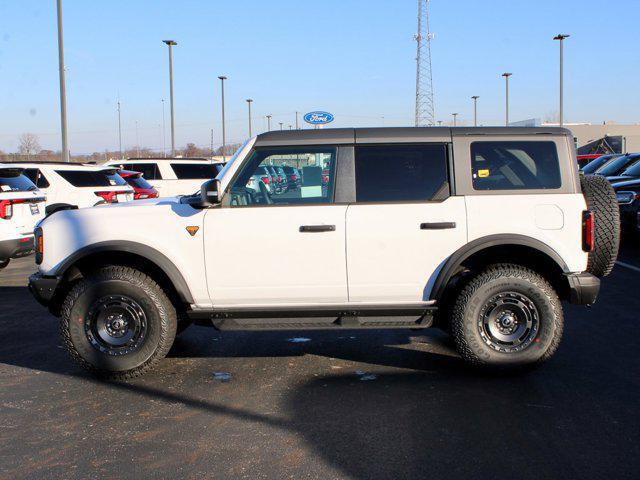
(186, 226, 199, 237)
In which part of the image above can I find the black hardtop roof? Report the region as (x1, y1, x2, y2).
(254, 126, 572, 146)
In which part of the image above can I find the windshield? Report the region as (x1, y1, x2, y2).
(596, 155, 636, 176)
(620, 160, 640, 177)
(582, 155, 614, 174)
(216, 139, 251, 181)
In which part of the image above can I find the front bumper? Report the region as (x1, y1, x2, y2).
(0, 236, 34, 261)
(566, 272, 600, 305)
(28, 272, 60, 306)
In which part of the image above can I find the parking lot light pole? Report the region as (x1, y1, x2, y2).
(218, 76, 227, 161)
(162, 40, 177, 156)
(471, 96, 479, 127)
(295, 111, 300, 129)
(266, 115, 272, 131)
(279, 122, 283, 131)
(117, 100, 122, 159)
(246, 99, 253, 137)
(554, 34, 570, 127)
(56, 0, 69, 162)
(502, 73, 512, 126)
(452, 113, 458, 127)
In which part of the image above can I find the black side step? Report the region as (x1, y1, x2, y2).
(187, 304, 437, 331)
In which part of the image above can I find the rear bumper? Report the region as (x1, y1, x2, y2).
(566, 272, 600, 305)
(0, 236, 34, 261)
(28, 272, 60, 306)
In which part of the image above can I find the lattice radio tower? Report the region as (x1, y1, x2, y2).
(414, 0, 435, 126)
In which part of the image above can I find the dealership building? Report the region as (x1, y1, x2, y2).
(510, 119, 640, 154)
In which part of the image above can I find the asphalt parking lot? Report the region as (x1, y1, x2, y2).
(1, 243, 639, 480)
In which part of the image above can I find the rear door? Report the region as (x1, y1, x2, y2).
(346, 142, 467, 303)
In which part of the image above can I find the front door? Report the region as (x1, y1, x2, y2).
(204, 145, 348, 306)
(346, 143, 468, 303)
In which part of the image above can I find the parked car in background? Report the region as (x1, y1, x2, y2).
(0, 164, 45, 269)
(281, 166, 302, 190)
(577, 153, 605, 169)
(17, 163, 133, 214)
(581, 153, 623, 174)
(594, 153, 640, 177)
(118, 170, 159, 200)
(105, 158, 226, 197)
(251, 166, 274, 194)
(611, 177, 640, 234)
(264, 166, 282, 194)
(274, 166, 290, 193)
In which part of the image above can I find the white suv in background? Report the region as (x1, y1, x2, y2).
(0, 164, 45, 269)
(17, 163, 134, 213)
(104, 158, 226, 197)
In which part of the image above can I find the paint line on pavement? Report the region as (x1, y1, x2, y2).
(616, 261, 640, 274)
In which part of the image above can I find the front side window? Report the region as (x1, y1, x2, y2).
(227, 147, 336, 206)
(355, 144, 449, 202)
(171, 163, 221, 179)
(471, 141, 561, 190)
(56, 170, 128, 187)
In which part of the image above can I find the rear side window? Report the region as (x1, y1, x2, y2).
(170, 163, 220, 179)
(22, 168, 50, 188)
(355, 144, 449, 202)
(471, 141, 561, 190)
(121, 163, 162, 180)
(56, 170, 128, 187)
(0, 170, 37, 192)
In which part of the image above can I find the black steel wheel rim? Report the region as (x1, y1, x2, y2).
(477, 291, 539, 353)
(85, 295, 148, 355)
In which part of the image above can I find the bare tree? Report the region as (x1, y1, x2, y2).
(18, 133, 41, 159)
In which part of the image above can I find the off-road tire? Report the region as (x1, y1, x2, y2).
(0, 259, 9, 270)
(580, 174, 620, 277)
(60, 266, 177, 380)
(451, 264, 563, 369)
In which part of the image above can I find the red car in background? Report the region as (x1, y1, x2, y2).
(577, 153, 606, 169)
(119, 170, 159, 200)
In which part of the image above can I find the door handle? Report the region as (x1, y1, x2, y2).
(299, 225, 336, 233)
(420, 222, 456, 230)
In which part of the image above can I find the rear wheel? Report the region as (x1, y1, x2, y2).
(450, 264, 563, 369)
(60, 266, 177, 379)
(0, 259, 9, 270)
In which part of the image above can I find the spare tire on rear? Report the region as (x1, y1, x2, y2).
(580, 174, 620, 277)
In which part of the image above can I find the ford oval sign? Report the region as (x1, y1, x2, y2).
(304, 111, 334, 125)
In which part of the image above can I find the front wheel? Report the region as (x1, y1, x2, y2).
(450, 264, 563, 369)
(0, 259, 9, 270)
(60, 266, 177, 379)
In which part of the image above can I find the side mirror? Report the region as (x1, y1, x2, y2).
(200, 179, 223, 206)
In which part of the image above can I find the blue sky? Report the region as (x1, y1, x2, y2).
(0, 0, 638, 154)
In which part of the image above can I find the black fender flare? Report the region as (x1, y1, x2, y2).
(429, 234, 569, 301)
(54, 240, 194, 304)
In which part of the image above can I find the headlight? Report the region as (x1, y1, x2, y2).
(616, 191, 635, 205)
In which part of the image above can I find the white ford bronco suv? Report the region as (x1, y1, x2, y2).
(29, 127, 620, 379)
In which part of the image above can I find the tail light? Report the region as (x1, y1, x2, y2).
(322, 175, 329, 183)
(582, 210, 595, 252)
(261, 176, 270, 184)
(95, 191, 129, 203)
(0, 198, 26, 220)
(277, 175, 283, 183)
(291, 174, 297, 181)
(35, 227, 43, 264)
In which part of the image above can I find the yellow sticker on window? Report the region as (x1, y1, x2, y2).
(478, 169, 490, 178)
